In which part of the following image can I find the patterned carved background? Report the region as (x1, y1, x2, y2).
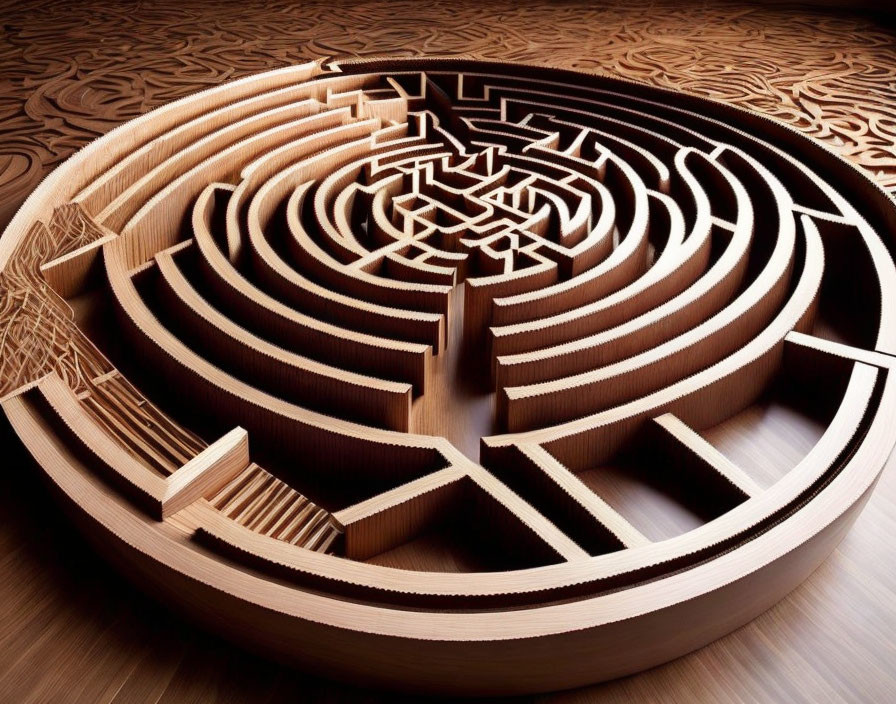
(1, 0, 895, 238)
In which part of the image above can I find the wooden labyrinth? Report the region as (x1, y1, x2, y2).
(2, 57, 896, 695)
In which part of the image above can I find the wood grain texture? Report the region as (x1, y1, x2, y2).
(1, 0, 895, 701)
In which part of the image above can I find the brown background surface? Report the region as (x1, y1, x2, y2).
(1, 1, 895, 701)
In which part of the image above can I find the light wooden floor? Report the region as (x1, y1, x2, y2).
(1, 1, 895, 701)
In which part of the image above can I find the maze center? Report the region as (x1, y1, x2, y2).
(2, 56, 896, 694)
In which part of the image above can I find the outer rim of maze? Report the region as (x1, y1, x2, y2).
(1, 58, 894, 648)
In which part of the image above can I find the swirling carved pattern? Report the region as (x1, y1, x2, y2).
(0, 0, 894, 236)
(0, 204, 108, 397)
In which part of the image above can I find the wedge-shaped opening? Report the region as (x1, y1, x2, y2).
(343, 475, 565, 572)
(479, 443, 649, 556)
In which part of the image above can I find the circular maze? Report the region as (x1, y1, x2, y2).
(2, 58, 896, 695)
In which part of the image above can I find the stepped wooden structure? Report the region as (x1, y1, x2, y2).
(2, 57, 895, 695)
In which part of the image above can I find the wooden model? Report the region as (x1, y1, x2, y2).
(1, 57, 895, 695)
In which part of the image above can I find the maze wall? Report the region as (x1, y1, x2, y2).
(1, 55, 896, 695)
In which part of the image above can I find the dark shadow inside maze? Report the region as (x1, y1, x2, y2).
(811, 218, 882, 350)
